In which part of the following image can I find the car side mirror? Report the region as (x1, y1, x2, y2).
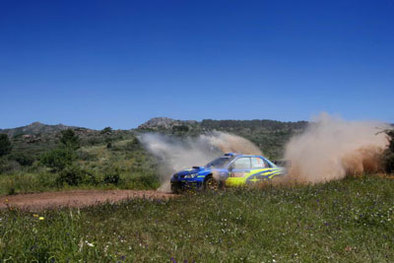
(228, 166, 233, 172)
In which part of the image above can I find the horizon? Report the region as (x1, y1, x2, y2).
(0, 116, 311, 131)
(2, 115, 393, 131)
(1, 0, 393, 129)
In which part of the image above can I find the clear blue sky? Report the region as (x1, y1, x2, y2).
(1, 0, 393, 129)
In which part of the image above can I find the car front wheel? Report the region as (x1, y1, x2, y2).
(204, 176, 219, 191)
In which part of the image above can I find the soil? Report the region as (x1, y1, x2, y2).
(0, 190, 176, 211)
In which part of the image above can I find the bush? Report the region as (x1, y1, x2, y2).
(0, 158, 21, 173)
(383, 153, 394, 173)
(129, 174, 159, 189)
(60, 129, 80, 150)
(103, 170, 121, 185)
(100, 127, 113, 134)
(40, 148, 76, 172)
(124, 138, 141, 151)
(0, 134, 12, 157)
(383, 129, 394, 173)
(9, 152, 35, 166)
(56, 165, 97, 186)
(77, 150, 97, 161)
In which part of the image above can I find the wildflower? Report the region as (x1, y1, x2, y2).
(33, 214, 39, 217)
(39, 217, 45, 220)
(85, 241, 94, 247)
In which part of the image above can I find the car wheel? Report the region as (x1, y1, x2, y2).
(204, 176, 219, 191)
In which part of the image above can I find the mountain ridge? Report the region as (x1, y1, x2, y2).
(1, 117, 309, 136)
(0, 122, 85, 137)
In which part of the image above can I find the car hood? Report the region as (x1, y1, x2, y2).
(175, 166, 210, 176)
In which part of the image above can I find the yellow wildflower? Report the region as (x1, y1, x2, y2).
(39, 217, 45, 220)
(33, 214, 39, 217)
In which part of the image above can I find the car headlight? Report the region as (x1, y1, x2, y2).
(184, 173, 198, 179)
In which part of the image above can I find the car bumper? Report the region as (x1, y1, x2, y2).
(170, 178, 204, 192)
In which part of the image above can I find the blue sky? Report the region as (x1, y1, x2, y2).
(0, 0, 393, 129)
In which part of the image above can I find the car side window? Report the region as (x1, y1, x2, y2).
(251, 157, 266, 169)
(262, 158, 272, 168)
(231, 157, 251, 170)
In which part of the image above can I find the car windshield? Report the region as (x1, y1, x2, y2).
(205, 157, 232, 169)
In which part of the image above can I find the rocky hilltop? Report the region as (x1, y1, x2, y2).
(138, 117, 198, 130)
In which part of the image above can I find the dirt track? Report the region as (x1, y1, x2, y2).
(0, 190, 176, 211)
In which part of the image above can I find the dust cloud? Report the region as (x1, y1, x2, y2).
(284, 113, 389, 184)
(139, 114, 389, 191)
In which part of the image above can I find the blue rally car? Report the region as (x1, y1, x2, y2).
(170, 153, 285, 193)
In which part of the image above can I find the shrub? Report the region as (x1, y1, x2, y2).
(60, 129, 80, 150)
(9, 152, 35, 166)
(103, 170, 121, 185)
(129, 174, 160, 189)
(56, 165, 96, 186)
(87, 137, 101, 145)
(101, 127, 113, 134)
(77, 150, 97, 161)
(0, 158, 21, 173)
(0, 134, 12, 157)
(383, 153, 394, 173)
(125, 138, 141, 151)
(40, 148, 76, 172)
(383, 129, 394, 173)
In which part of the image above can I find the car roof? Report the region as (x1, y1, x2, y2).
(224, 152, 263, 158)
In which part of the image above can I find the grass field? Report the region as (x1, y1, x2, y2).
(1, 175, 393, 262)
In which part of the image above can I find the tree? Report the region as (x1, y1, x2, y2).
(383, 129, 394, 173)
(0, 134, 12, 157)
(60, 129, 80, 150)
(101, 127, 113, 134)
(40, 148, 76, 172)
(41, 129, 79, 172)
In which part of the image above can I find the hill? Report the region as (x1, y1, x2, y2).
(0, 122, 82, 137)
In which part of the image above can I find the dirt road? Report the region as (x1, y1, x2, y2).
(0, 190, 176, 211)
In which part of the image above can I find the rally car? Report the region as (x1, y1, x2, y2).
(170, 153, 285, 193)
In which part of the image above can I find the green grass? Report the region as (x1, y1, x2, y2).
(0, 171, 56, 195)
(1, 176, 393, 262)
(0, 170, 160, 196)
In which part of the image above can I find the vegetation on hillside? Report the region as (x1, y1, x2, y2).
(0, 126, 160, 195)
(0, 119, 392, 195)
